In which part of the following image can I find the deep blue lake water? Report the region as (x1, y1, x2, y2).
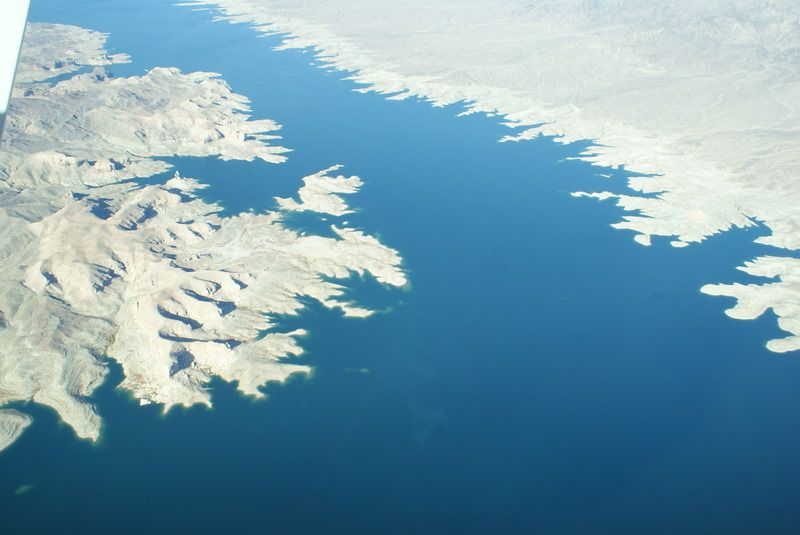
(3, 1, 800, 533)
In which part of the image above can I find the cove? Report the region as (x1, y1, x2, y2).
(3, 1, 800, 534)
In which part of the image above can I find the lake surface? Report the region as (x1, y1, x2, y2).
(3, 1, 800, 533)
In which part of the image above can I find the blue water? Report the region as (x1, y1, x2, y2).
(3, 1, 800, 533)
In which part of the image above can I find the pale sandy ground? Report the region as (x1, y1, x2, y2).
(185, 0, 800, 352)
(0, 23, 406, 452)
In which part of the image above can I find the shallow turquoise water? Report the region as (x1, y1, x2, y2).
(3, 1, 800, 533)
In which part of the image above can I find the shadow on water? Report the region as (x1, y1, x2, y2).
(4, 1, 800, 534)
